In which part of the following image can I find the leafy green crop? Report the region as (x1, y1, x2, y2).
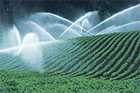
(0, 31, 140, 80)
(0, 31, 140, 92)
(0, 70, 139, 93)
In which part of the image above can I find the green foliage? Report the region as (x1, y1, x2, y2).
(1, 31, 140, 80)
(0, 70, 139, 93)
(0, 31, 140, 92)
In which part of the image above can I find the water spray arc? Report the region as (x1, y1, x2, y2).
(0, 4, 140, 79)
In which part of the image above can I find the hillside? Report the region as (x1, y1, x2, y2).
(0, 31, 140, 93)
(0, 31, 140, 80)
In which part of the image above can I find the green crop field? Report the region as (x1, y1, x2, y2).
(0, 31, 140, 93)
(0, 70, 140, 93)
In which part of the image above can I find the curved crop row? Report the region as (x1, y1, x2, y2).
(0, 31, 140, 80)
